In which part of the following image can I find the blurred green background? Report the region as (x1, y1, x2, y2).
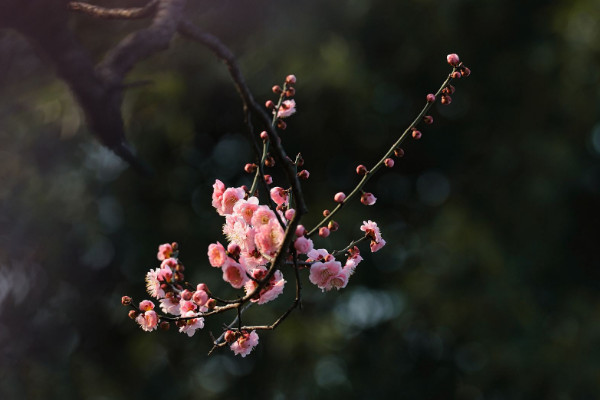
(1, 0, 600, 398)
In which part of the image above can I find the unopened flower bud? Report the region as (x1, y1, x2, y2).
(128, 310, 139, 320)
(265, 100, 275, 109)
(285, 209, 296, 220)
(175, 263, 185, 272)
(297, 169, 310, 179)
(295, 225, 306, 237)
(227, 243, 240, 257)
(426, 93, 436, 103)
(443, 84, 455, 94)
(323, 209, 330, 217)
(441, 95, 452, 105)
(447, 53, 460, 66)
(319, 227, 330, 238)
(451, 71, 462, 79)
(334, 192, 346, 203)
(461, 66, 471, 77)
(272, 85, 282, 94)
(412, 129, 422, 139)
(356, 164, 368, 175)
(181, 289, 193, 301)
(206, 298, 217, 309)
(423, 115, 433, 124)
(285, 87, 296, 97)
(285, 74, 297, 85)
(160, 321, 170, 330)
(197, 283, 209, 292)
(394, 147, 405, 158)
(244, 163, 257, 173)
(260, 131, 269, 141)
(171, 242, 179, 251)
(328, 220, 339, 231)
(360, 192, 377, 205)
(121, 296, 132, 306)
(175, 272, 184, 282)
(264, 174, 273, 185)
(277, 119, 287, 130)
(265, 156, 275, 167)
(225, 330, 237, 343)
(384, 158, 394, 168)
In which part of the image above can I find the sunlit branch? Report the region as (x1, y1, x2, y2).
(68, 0, 159, 20)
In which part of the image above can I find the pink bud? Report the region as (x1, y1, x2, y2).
(244, 163, 257, 173)
(128, 310, 139, 320)
(334, 192, 346, 203)
(447, 53, 460, 67)
(297, 169, 310, 179)
(225, 330, 237, 343)
(394, 147, 405, 158)
(441, 95, 452, 105)
(384, 158, 394, 168)
(260, 131, 269, 141)
(121, 296, 132, 306)
(356, 164, 368, 175)
(181, 289, 193, 301)
(328, 220, 339, 231)
(285, 87, 296, 97)
(197, 283, 209, 292)
(423, 115, 433, 125)
(426, 94, 436, 103)
(139, 300, 154, 312)
(277, 119, 287, 130)
(323, 209, 330, 217)
(227, 243, 240, 257)
(451, 71, 462, 79)
(285, 74, 297, 85)
(461, 66, 471, 77)
(265, 100, 275, 109)
(412, 129, 422, 139)
(360, 192, 377, 206)
(264, 174, 273, 185)
(272, 85, 282, 94)
(319, 227, 330, 238)
(295, 225, 306, 237)
(285, 209, 296, 220)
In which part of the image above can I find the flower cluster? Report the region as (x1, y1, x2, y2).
(123, 55, 468, 357)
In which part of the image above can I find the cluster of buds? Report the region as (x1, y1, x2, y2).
(124, 55, 468, 357)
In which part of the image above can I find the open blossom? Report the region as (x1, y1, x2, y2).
(270, 187, 288, 206)
(360, 220, 386, 252)
(211, 179, 226, 211)
(222, 258, 249, 289)
(136, 310, 158, 332)
(294, 236, 314, 255)
(343, 246, 363, 276)
(244, 267, 286, 305)
(307, 248, 334, 262)
(179, 299, 196, 314)
(208, 242, 227, 267)
(251, 205, 277, 227)
(277, 99, 296, 118)
(219, 187, 246, 215)
(159, 296, 181, 315)
(329, 269, 350, 290)
(309, 259, 343, 291)
(230, 330, 259, 357)
(254, 220, 285, 259)
(223, 215, 256, 253)
(178, 311, 205, 337)
(145, 268, 165, 299)
(157, 243, 173, 261)
(233, 197, 259, 224)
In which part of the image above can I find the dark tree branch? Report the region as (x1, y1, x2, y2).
(68, 0, 159, 20)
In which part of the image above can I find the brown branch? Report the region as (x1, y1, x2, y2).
(68, 0, 159, 19)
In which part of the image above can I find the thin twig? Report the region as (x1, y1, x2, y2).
(68, 0, 159, 20)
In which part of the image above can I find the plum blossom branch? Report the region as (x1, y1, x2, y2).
(306, 59, 470, 237)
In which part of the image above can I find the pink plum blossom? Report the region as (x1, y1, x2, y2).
(139, 300, 155, 311)
(157, 243, 173, 261)
(370, 238, 386, 252)
(223, 215, 256, 253)
(343, 247, 363, 276)
(219, 187, 246, 215)
(192, 289, 209, 308)
(232, 196, 259, 224)
(294, 236, 314, 255)
(211, 179, 226, 211)
(360, 220, 386, 252)
(230, 330, 259, 357)
(208, 242, 227, 267)
(284, 209, 295, 221)
(178, 311, 205, 337)
(307, 248, 333, 262)
(360, 192, 377, 205)
(239, 250, 268, 270)
(136, 310, 158, 332)
(309, 259, 343, 291)
(145, 268, 165, 299)
(179, 299, 196, 314)
(251, 205, 277, 227)
(159, 297, 181, 315)
(277, 99, 296, 118)
(254, 220, 285, 259)
(160, 257, 178, 270)
(222, 258, 249, 289)
(244, 267, 286, 305)
(270, 187, 288, 206)
(329, 269, 350, 290)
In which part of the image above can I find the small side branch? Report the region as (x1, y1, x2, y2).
(68, 0, 159, 20)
